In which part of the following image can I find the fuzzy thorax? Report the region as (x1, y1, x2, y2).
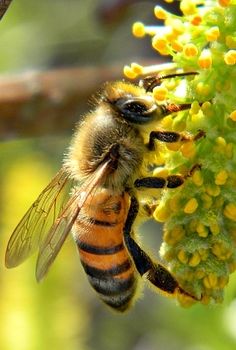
(64, 102, 145, 193)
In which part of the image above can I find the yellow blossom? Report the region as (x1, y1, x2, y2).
(132, 22, 146, 37)
(198, 50, 212, 69)
(128, 0, 236, 306)
(180, 0, 196, 16)
(190, 15, 202, 26)
(209, 222, 220, 235)
(229, 110, 236, 121)
(224, 203, 236, 221)
(218, 0, 232, 7)
(192, 170, 203, 186)
(195, 82, 211, 96)
(196, 223, 208, 237)
(178, 249, 189, 264)
(184, 198, 198, 214)
(171, 40, 183, 52)
(183, 43, 198, 57)
(152, 35, 168, 52)
(163, 225, 185, 245)
(203, 274, 218, 289)
(216, 136, 227, 147)
(224, 50, 236, 65)
(154, 203, 171, 222)
(189, 252, 201, 267)
(215, 170, 228, 185)
(205, 184, 221, 197)
(201, 193, 213, 209)
(153, 86, 168, 102)
(225, 35, 236, 49)
(180, 142, 196, 158)
(123, 65, 137, 79)
(205, 27, 220, 42)
(154, 6, 168, 20)
(130, 62, 143, 75)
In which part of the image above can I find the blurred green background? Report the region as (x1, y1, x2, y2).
(1, 1, 236, 350)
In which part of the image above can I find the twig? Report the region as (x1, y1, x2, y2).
(0, 0, 12, 20)
(0, 65, 124, 140)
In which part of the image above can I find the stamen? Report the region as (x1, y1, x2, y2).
(184, 198, 198, 214)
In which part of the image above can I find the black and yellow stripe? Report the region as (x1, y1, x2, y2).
(74, 190, 137, 311)
(76, 239, 124, 255)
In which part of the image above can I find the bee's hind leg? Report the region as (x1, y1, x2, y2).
(123, 194, 198, 300)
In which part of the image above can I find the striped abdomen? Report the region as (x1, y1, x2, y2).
(73, 189, 137, 311)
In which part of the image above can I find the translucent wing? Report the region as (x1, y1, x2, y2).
(35, 160, 112, 282)
(5, 169, 72, 268)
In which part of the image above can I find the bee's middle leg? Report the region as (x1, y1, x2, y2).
(134, 175, 184, 189)
(134, 163, 201, 190)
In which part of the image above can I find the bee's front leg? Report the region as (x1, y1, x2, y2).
(147, 129, 205, 151)
(140, 72, 198, 93)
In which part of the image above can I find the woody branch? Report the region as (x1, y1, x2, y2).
(0, 0, 12, 20)
(0, 66, 123, 140)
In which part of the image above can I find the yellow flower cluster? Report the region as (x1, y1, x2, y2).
(125, 0, 236, 305)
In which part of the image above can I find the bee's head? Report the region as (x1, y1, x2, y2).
(102, 81, 157, 125)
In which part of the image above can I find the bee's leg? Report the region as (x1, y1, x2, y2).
(147, 129, 205, 151)
(134, 175, 184, 189)
(123, 194, 198, 300)
(134, 164, 201, 190)
(140, 72, 198, 93)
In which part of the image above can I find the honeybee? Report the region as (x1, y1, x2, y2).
(5, 72, 203, 311)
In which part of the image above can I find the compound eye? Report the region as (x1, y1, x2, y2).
(122, 101, 148, 114)
(115, 96, 157, 124)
